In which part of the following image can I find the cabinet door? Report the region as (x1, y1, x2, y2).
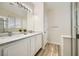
(26, 38, 31, 56)
(0, 47, 2, 56)
(3, 39, 28, 56)
(30, 36, 36, 56)
(35, 34, 42, 52)
(30, 34, 42, 56)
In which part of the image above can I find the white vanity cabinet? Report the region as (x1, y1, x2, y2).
(3, 38, 30, 56)
(0, 33, 42, 56)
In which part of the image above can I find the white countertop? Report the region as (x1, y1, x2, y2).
(0, 32, 42, 45)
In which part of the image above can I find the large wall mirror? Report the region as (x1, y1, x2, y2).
(0, 16, 27, 33)
(0, 2, 33, 36)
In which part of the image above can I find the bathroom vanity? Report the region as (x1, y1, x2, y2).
(0, 32, 42, 56)
(0, 2, 43, 56)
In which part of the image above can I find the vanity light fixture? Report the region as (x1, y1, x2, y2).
(16, 2, 31, 12)
(9, 2, 32, 13)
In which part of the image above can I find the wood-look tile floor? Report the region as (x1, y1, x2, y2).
(36, 43, 60, 56)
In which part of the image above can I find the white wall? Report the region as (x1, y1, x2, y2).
(27, 2, 49, 48)
(33, 2, 44, 32)
(43, 5, 48, 47)
(27, 2, 44, 33)
(47, 2, 71, 44)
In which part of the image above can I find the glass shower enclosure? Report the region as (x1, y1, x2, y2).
(71, 2, 79, 56)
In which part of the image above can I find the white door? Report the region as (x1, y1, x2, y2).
(3, 39, 28, 56)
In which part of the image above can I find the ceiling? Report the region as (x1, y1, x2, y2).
(44, 2, 69, 12)
(44, 2, 59, 11)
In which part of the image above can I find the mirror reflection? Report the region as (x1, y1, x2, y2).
(0, 2, 28, 36)
(0, 16, 8, 33)
(0, 16, 27, 35)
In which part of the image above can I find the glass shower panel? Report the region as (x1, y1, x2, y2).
(73, 2, 79, 56)
(77, 3, 79, 34)
(77, 2, 79, 56)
